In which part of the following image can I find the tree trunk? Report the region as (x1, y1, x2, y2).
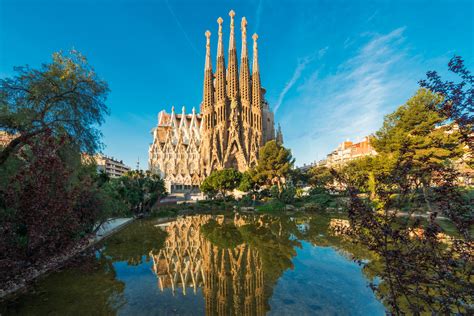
(421, 179, 434, 213)
(0, 129, 46, 166)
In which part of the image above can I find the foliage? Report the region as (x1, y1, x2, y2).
(307, 187, 335, 208)
(102, 170, 167, 215)
(238, 170, 256, 192)
(256, 199, 286, 212)
(288, 167, 309, 186)
(372, 88, 463, 190)
(0, 133, 105, 274)
(331, 68, 474, 313)
(269, 185, 280, 199)
(0, 50, 109, 165)
(200, 219, 244, 249)
(0, 51, 118, 285)
(252, 140, 294, 189)
(279, 184, 297, 204)
(200, 168, 242, 200)
(237, 194, 255, 207)
(102, 220, 167, 266)
(268, 183, 297, 205)
(341, 189, 473, 314)
(308, 166, 334, 188)
(419, 55, 473, 156)
(238, 216, 301, 282)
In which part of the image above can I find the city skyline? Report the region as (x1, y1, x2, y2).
(1, 0, 472, 167)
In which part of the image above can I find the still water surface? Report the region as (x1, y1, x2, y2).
(1, 214, 386, 315)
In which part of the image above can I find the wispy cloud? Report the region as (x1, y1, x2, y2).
(165, 0, 200, 57)
(274, 47, 328, 114)
(282, 27, 423, 165)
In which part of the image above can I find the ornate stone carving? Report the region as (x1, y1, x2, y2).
(149, 11, 276, 192)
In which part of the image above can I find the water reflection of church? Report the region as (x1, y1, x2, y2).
(150, 215, 265, 316)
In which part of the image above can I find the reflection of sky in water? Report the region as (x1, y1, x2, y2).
(112, 256, 206, 315)
(269, 242, 385, 316)
(0, 219, 387, 315)
(110, 243, 384, 315)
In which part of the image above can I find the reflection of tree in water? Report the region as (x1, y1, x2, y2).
(0, 250, 126, 315)
(300, 216, 374, 262)
(102, 219, 167, 266)
(301, 214, 473, 314)
(149, 214, 301, 315)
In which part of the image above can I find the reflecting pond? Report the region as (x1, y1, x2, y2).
(1, 214, 386, 315)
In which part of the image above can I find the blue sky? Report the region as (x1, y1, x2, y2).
(1, 0, 472, 167)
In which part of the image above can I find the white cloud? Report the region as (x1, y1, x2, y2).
(274, 47, 328, 114)
(282, 27, 423, 165)
(165, 0, 200, 57)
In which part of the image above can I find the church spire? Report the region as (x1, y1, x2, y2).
(227, 10, 239, 99)
(251, 33, 263, 144)
(215, 17, 226, 103)
(217, 17, 224, 58)
(239, 17, 251, 123)
(204, 30, 212, 71)
(228, 10, 236, 51)
(252, 33, 261, 110)
(202, 30, 214, 130)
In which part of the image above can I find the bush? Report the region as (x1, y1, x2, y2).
(280, 185, 296, 204)
(238, 194, 254, 207)
(256, 199, 286, 212)
(0, 134, 104, 269)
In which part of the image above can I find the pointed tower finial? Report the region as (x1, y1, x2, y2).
(239, 16, 251, 110)
(215, 16, 227, 103)
(217, 17, 224, 57)
(229, 10, 236, 50)
(202, 29, 215, 128)
(252, 32, 262, 114)
(241, 17, 248, 57)
(252, 33, 259, 73)
(204, 30, 212, 70)
(227, 9, 239, 99)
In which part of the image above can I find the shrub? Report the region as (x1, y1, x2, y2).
(256, 199, 286, 212)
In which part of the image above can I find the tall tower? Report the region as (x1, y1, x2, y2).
(226, 10, 239, 100)
(150, 9, 278, 190)
(249, 33, 263, 165)
(239, 17, 252, 158)
(200, 30, 215, 176)
(199, 10, 275, 177)
(223, 10, 247, 170)
(213, 16, 227, 168)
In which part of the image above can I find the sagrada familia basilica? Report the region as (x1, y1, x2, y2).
(149, 10, 281, 192)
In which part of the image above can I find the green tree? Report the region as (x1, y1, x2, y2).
(371, 88, 463, 209)
(0, 50, 109, 165)
(102, 170, 167, 215)
(238, 170, 256, 192)
(253, 140, 294, 190)
(308, 165, 334, 188)
(200, 168, 242, 200)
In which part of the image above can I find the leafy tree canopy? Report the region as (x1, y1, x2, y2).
(200, 168, 242, 199)
(419, 55, 473, 152)
(238, 170, 256, 192)
(253, 140, 294, 189)
(0, 50, 109, 165)
(372, 88, 463, 184)
(308, 166, 334, 188)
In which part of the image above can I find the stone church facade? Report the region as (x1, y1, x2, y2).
(149, 11, 277, 192)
